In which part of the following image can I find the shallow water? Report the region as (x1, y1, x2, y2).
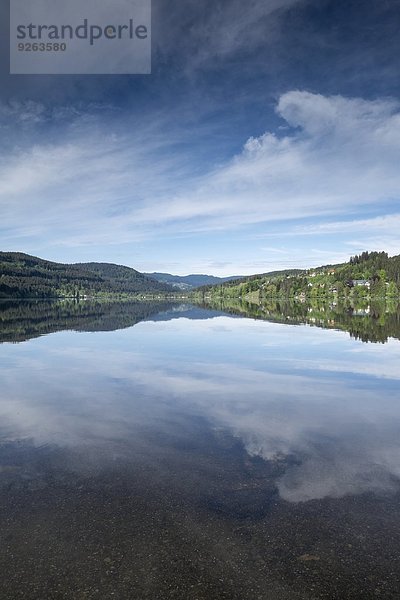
(1, 301, 400, 599)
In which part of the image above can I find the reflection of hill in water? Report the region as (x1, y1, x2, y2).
(201, 299, 400, 344)
(2, 299, 400, 345)
(0, 301, 231, 344)
(0, 300, 176, 343)
(148, 304, 231, 322)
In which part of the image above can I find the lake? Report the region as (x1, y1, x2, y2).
(1, 300, 400, 599)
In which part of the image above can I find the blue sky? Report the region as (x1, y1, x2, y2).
(1, 0, 400, 275)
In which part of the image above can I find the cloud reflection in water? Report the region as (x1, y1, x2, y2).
(1, 312, 400, 502)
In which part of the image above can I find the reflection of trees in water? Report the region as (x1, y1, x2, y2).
(2, 298, 400, 345)
(0, 300, 175, 344)
(201, 299, 400, 344)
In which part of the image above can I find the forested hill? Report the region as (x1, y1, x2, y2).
(0, 252, 173, 299)
(198, 252, 400, 301)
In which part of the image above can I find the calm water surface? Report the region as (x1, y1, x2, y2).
(1, 301, 400, 599)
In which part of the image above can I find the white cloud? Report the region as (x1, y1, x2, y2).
(293, 214, 400, 235)
(115, 91, 400, 232)
(1, 91, 400, 254)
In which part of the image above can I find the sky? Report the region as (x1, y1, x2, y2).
(1, 0, 400, 276)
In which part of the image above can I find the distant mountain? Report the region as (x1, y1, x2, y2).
(0, 252, 174, 299)
(144, 272, 242, 290)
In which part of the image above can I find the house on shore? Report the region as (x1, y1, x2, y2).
(351, 279, 370, 288)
